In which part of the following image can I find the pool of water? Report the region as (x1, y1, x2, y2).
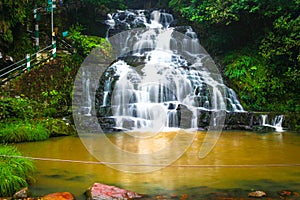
(14, 131, 300, 199)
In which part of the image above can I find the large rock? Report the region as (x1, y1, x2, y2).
(43, 192, 75, 200)
(86, 183, 143, 200)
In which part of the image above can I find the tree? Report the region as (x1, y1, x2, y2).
(0, 0, 45, 59)
(0, 0, 28, 43)
(170, 0, 300, 111)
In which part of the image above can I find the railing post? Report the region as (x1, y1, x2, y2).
(52, 41, 56, 59)
(34, 5, 37, 19)
(26, 54, 30, 71)
(35, 24, 39, 52)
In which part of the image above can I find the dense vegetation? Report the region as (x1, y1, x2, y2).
(169, 0, 299, 112)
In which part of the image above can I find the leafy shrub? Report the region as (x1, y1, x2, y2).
(0, 118, 75, 143)
(223, 47, 299, 111)
(41, 90, 65, 118)
(223, 50, 270, 110)
(0, 97, 40, 122)
(0, 121, 50, 143)
(0, 145, 34, 197)
(67, 24, 112, 56)
(40, 118, 76, 137)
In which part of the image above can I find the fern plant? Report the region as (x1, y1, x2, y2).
(0, 145, 34, 196)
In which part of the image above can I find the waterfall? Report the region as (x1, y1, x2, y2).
(81, 70, 92, 116)
(96, 10, 245, 132)
(261, 114, 268, 125)
(272, 115, 284, 132)
(183, 27, 199, 55)
(260, 114, 284, 132)
(102, 77, 113, 107)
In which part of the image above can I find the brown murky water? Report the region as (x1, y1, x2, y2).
(15, 131, 300, 199)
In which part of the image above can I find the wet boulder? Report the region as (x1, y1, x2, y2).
(248, 190, 267, 198)
(86, 183, 143, 200)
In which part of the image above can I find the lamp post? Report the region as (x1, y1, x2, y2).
(47, 0, 56, 59)
(51, 2, 53, 42)
(47, 0, 56, 42)
(34, 5, 39, 53)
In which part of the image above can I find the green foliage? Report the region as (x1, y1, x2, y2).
(224, 50, 270, 110)
(171, 0, 300, 112)
(41, 118, 76, 137)
(0, 96, 40, 122)
(258, 12, 300, 111)
(170, 0, 298, 25)
(0, 0, 43, 57)
(38, 55, 83, 117)
(4, 53, 85, 118)
(84, 0, 126, 9)
(0, 118, 75, 143)
(0, 96, 75, 143)
(68, 24, 112, 56)
(7, 32, 35, 61)
(0, 121, 50, 143)
(0, 0, 28, 43)
(223, 48, 299, 111)
(0, 145, 34, 197)
(259, 14, 300, 76)
(41, 89, 66, 117)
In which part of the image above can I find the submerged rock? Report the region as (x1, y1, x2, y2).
(43, 192, 75, 200)
(13, 187, 29, 199)
(252, 125, 276, 133)
(278, 190, 293, 197)
(248, 190, 266, 198)
(86, 183, 143, 200)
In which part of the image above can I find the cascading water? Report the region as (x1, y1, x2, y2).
(260, 114, 284, 132)
(81, 70, 92, 116)
(96, 10, 245, 132)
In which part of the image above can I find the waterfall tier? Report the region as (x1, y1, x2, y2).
(260, 114, 284, 132)
(96, 10, 245, 132)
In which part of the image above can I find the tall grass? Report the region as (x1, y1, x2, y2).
(0, 145, 34, 196)
(0, 121, 50, 143)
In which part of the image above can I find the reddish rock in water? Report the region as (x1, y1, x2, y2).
(86, 183, 143, 200)
(43, 192, 75, 200)
(278, 190, 293, 197)
(180, 194, 188, 200)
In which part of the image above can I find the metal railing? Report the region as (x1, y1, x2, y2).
(0, 44, 54, 84)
